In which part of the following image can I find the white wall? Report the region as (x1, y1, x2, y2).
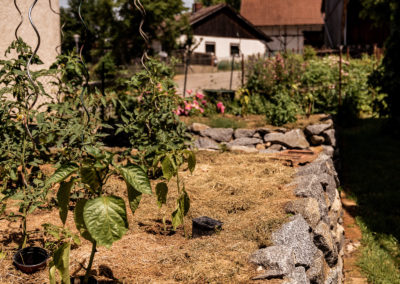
(192, 35, 266, 61)
(0, 0, 61, 69)
(260, 25, 323, 53)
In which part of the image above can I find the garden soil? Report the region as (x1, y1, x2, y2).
(0, 152, 295, 283)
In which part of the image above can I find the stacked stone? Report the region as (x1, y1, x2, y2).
(249, 150, 344, 283)
(190, 119, 336, 152)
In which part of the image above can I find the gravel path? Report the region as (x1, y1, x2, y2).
(174, 71, 244, 95)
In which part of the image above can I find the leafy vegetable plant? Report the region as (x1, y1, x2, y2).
(46, 146, 152, 283)
(0, 38, 54, 248)
(117, 58, 196, 232)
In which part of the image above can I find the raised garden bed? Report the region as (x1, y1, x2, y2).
(0, 152, 295, 283)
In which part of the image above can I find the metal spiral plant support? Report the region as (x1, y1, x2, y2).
(134, 0, 151, 75)
(14, 0, 23, 40)
(26, 0, 40, 110)
(77, 0, 90, 126)
(49, 0, 65, 55)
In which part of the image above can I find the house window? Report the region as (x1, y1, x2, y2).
(230, 44, 240, 56)
(205, 42, 216, 54)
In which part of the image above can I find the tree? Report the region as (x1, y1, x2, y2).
(61, 0, 188, 65)
(361, 0, 400, 124)
(198, 0, 241, 11)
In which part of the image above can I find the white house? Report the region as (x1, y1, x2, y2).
(188, 4, 271, 61)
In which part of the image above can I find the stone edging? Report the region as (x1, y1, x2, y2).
(189, 119, 343, 283)
(190, 118, 336, 153)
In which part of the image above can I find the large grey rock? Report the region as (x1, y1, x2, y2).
(269, 144, 284, 151)
(297, 156, 338, 181)
(319, 173, 338, 206)
(256, 127, 272, 136)
(189, 123, 209, 133)
(283, 266, 309, 284)
(324, 257, 343, 284)
(227, 137, 263, 147)
(313, 222, 338, 267)
(334, 224, 345, 252)
(306, 250, 327, 284)
(329, 191, 342, 226)
(200, 128, 233, 142)
(323, 129, 336, 147)
(234, 128, 256, 139)
(272, 215, 318, 268)
(285, 198, 321, 229)
(310, 135, 325, 146)
(322, 146, 335, 158)
(305, 123, 332, 136)
(290, 175, 329, 222)
(195, 137, 220, 150)
(264, 129, 310, 149)
(249, 245, 295, 276)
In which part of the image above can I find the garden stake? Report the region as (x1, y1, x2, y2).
(13, 0, 23, 40)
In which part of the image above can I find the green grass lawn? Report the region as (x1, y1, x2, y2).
(340, 119, 400, 283)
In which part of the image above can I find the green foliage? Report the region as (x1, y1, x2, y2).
(117, 58, 190, 176)
(245, 52, 384, 125)
(265, 89, 299, 126)
(61, 0, 188, 64)
(374, 2, 400, 125)
(208, 116, 246, 129)
(83, 196, 128, 248)
(0, 38, 55, 248)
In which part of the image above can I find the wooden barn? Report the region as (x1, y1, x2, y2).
(240, 0, 325, 53)
(186, 3, 271, 61)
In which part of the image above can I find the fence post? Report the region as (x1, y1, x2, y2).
(183, 51, 191, 97)
(338, 45, 343, 108)
(241, 54, 245, 87)
(229, 55, 234, 90)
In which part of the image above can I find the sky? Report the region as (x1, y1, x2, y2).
(60, 0, 194, 8)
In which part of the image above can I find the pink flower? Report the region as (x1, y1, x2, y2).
(157, 83, 163, 92)
(195, 92, 205, 100)
(186, 89, 193, 95)
(184, 102, 192, 110)
(201, 100, 207, 105)
(217, 102, 225, 114)
(193, 100, 199, 105)
(199, 107, 204, 113)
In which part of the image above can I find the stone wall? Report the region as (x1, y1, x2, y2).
(190, 117, 336, 152)
(190, 120, 343, 283)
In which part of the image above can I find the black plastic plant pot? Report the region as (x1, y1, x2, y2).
(13, 247, 49, 274)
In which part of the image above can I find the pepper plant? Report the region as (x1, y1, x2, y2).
(46, 145, 152, 283)
(117, 58, 196, 232)
(0, 38, 54, 248)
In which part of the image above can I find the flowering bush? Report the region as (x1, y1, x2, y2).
(245, 50, 384, 125)
(176, 90, 226, 116)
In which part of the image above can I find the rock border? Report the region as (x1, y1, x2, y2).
(190, 119, 343, 283)
(190, 118, 335, 152)
(249, 125, 343, 283)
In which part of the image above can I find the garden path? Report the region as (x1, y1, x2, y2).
(174, 71, 242, 95)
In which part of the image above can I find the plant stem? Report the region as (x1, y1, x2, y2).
(84, 241, 96, 284)
(20, 124, 28, 249)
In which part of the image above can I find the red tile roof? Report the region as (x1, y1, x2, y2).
(241, 0, 324, 26)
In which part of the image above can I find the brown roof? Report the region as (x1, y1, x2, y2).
(189, 4, 226, 25)
(189, 4, 271, 42)
(241, 0, 324, 26)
